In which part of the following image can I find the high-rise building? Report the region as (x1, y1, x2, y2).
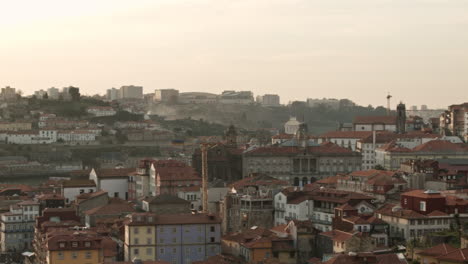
(257, 94, 280, 106)
(106, 87, 120, 101)
(0, 86, 17, 100)
(47, 87, 60, 99)
(154, 89, 179, 103)
(120, 85, 143, 99)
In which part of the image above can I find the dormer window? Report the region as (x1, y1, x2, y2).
(84, 242, 91, 247)
(420, 201, 426, 212)
(59, 242, 65, 248)
(72, 242, 78, 247)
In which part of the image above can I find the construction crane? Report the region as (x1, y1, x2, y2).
(386, 93, 392, 116)
(201, 144, 209, 213)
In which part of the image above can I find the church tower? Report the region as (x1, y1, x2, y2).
(396, 102, 406, 134)
(294, 123, 309, 149)
(225, 125, 238, 148)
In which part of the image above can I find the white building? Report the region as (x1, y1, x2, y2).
(61, 179, 97, 203)
(87, 106, 116, 117)
(57, 130, 96, 143)
(89, 168, 134, 200)
(353, 116, 397, 132)
(0, 200, 39, 251)
(106, 87, 120, 101)
(6, 130, 57, 144)
(47, 87, 60, 99)
(284, 117, 302, 134)
(317, 131, 373, 151)
(34, 89, 47, 98)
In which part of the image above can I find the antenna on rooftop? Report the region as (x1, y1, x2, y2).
(386, 93, 392, 116)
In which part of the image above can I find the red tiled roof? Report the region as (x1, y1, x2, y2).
(127, 213, 220, 226)
(412, 140, 468, 152)
(320, 230, 354, 242)
(436, 248, 468, 262)
(94, 168, 135, 178)
(418, 243, 457, 257)
(85, 198, 135, 216)
(320, 131, 373, 139)
(229, 174, 288, 189)
(153, 160, 200, 181)
(402, 189, 444, 199)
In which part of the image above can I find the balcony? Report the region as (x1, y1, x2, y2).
(311, 218, 332, 225)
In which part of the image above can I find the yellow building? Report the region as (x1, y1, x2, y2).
(45, 232, 114, 264)
(125, 215, 156, 261)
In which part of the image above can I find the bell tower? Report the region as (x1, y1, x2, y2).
(225, 125, 238, 148)
(396, 102, 406, 134)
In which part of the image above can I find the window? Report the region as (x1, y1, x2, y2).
(146, 227, 152, 234)
(160, 248, 165, 254)
(134, 248, 139, 255)
(134, 238, 139, 245)
(79, 189, 85, 194)
(72, 242, 78, 247)
(72, 252, 78, 259)
(85, 251, 92, 259)
(58, 252, 64, 260)
(84, 242, 91, 247)
(420, 201, 426, 212)
(114, 192, 119, 198)
(172, 238, 176, 243)
(172, 227, 177, 233)
(134, 227, 139, 234)
(59, 242, 65, 248)
(147, 238, 152, 244)
(210, 237, 215, 243)
(146, 248, 152, 255)
(160, 238, 164, 243)
(210, 226, 215, 232)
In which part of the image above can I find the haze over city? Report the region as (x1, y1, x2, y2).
(2, 0, 468, 108)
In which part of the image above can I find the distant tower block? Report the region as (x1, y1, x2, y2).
(396, 102, 407, 134)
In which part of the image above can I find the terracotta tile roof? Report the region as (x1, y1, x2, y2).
(320, 230, 355, 242)
(412, 140, 468, 152)
(320, 131, 373, 139)
(270, 224, 289, 234)
(418, 243, 458, 257)
(336, 203, 356, 211)
(76, 190, 108, 202)
(62, 179, 96, 188)
(153, 160, 200, 181)
(402, 189, 444, 199)
(85, 199, 135, 216)
(427, 210, 449, 217)
(93, 168, 135, 178)
(349, 169, 396, 178)
(230, 173, 288, 189)
(436, 248, 468, 262)
(376, 203, 431, 219)
(353, 115, 396, 125)
(316, 175, 345, 185)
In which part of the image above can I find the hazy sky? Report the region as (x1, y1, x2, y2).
(1, 0, 468, 108)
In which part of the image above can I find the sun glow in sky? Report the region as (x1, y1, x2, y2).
(1, 0, 468, 107)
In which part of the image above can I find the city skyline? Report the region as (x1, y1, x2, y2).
(2, 0, 468, 108)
